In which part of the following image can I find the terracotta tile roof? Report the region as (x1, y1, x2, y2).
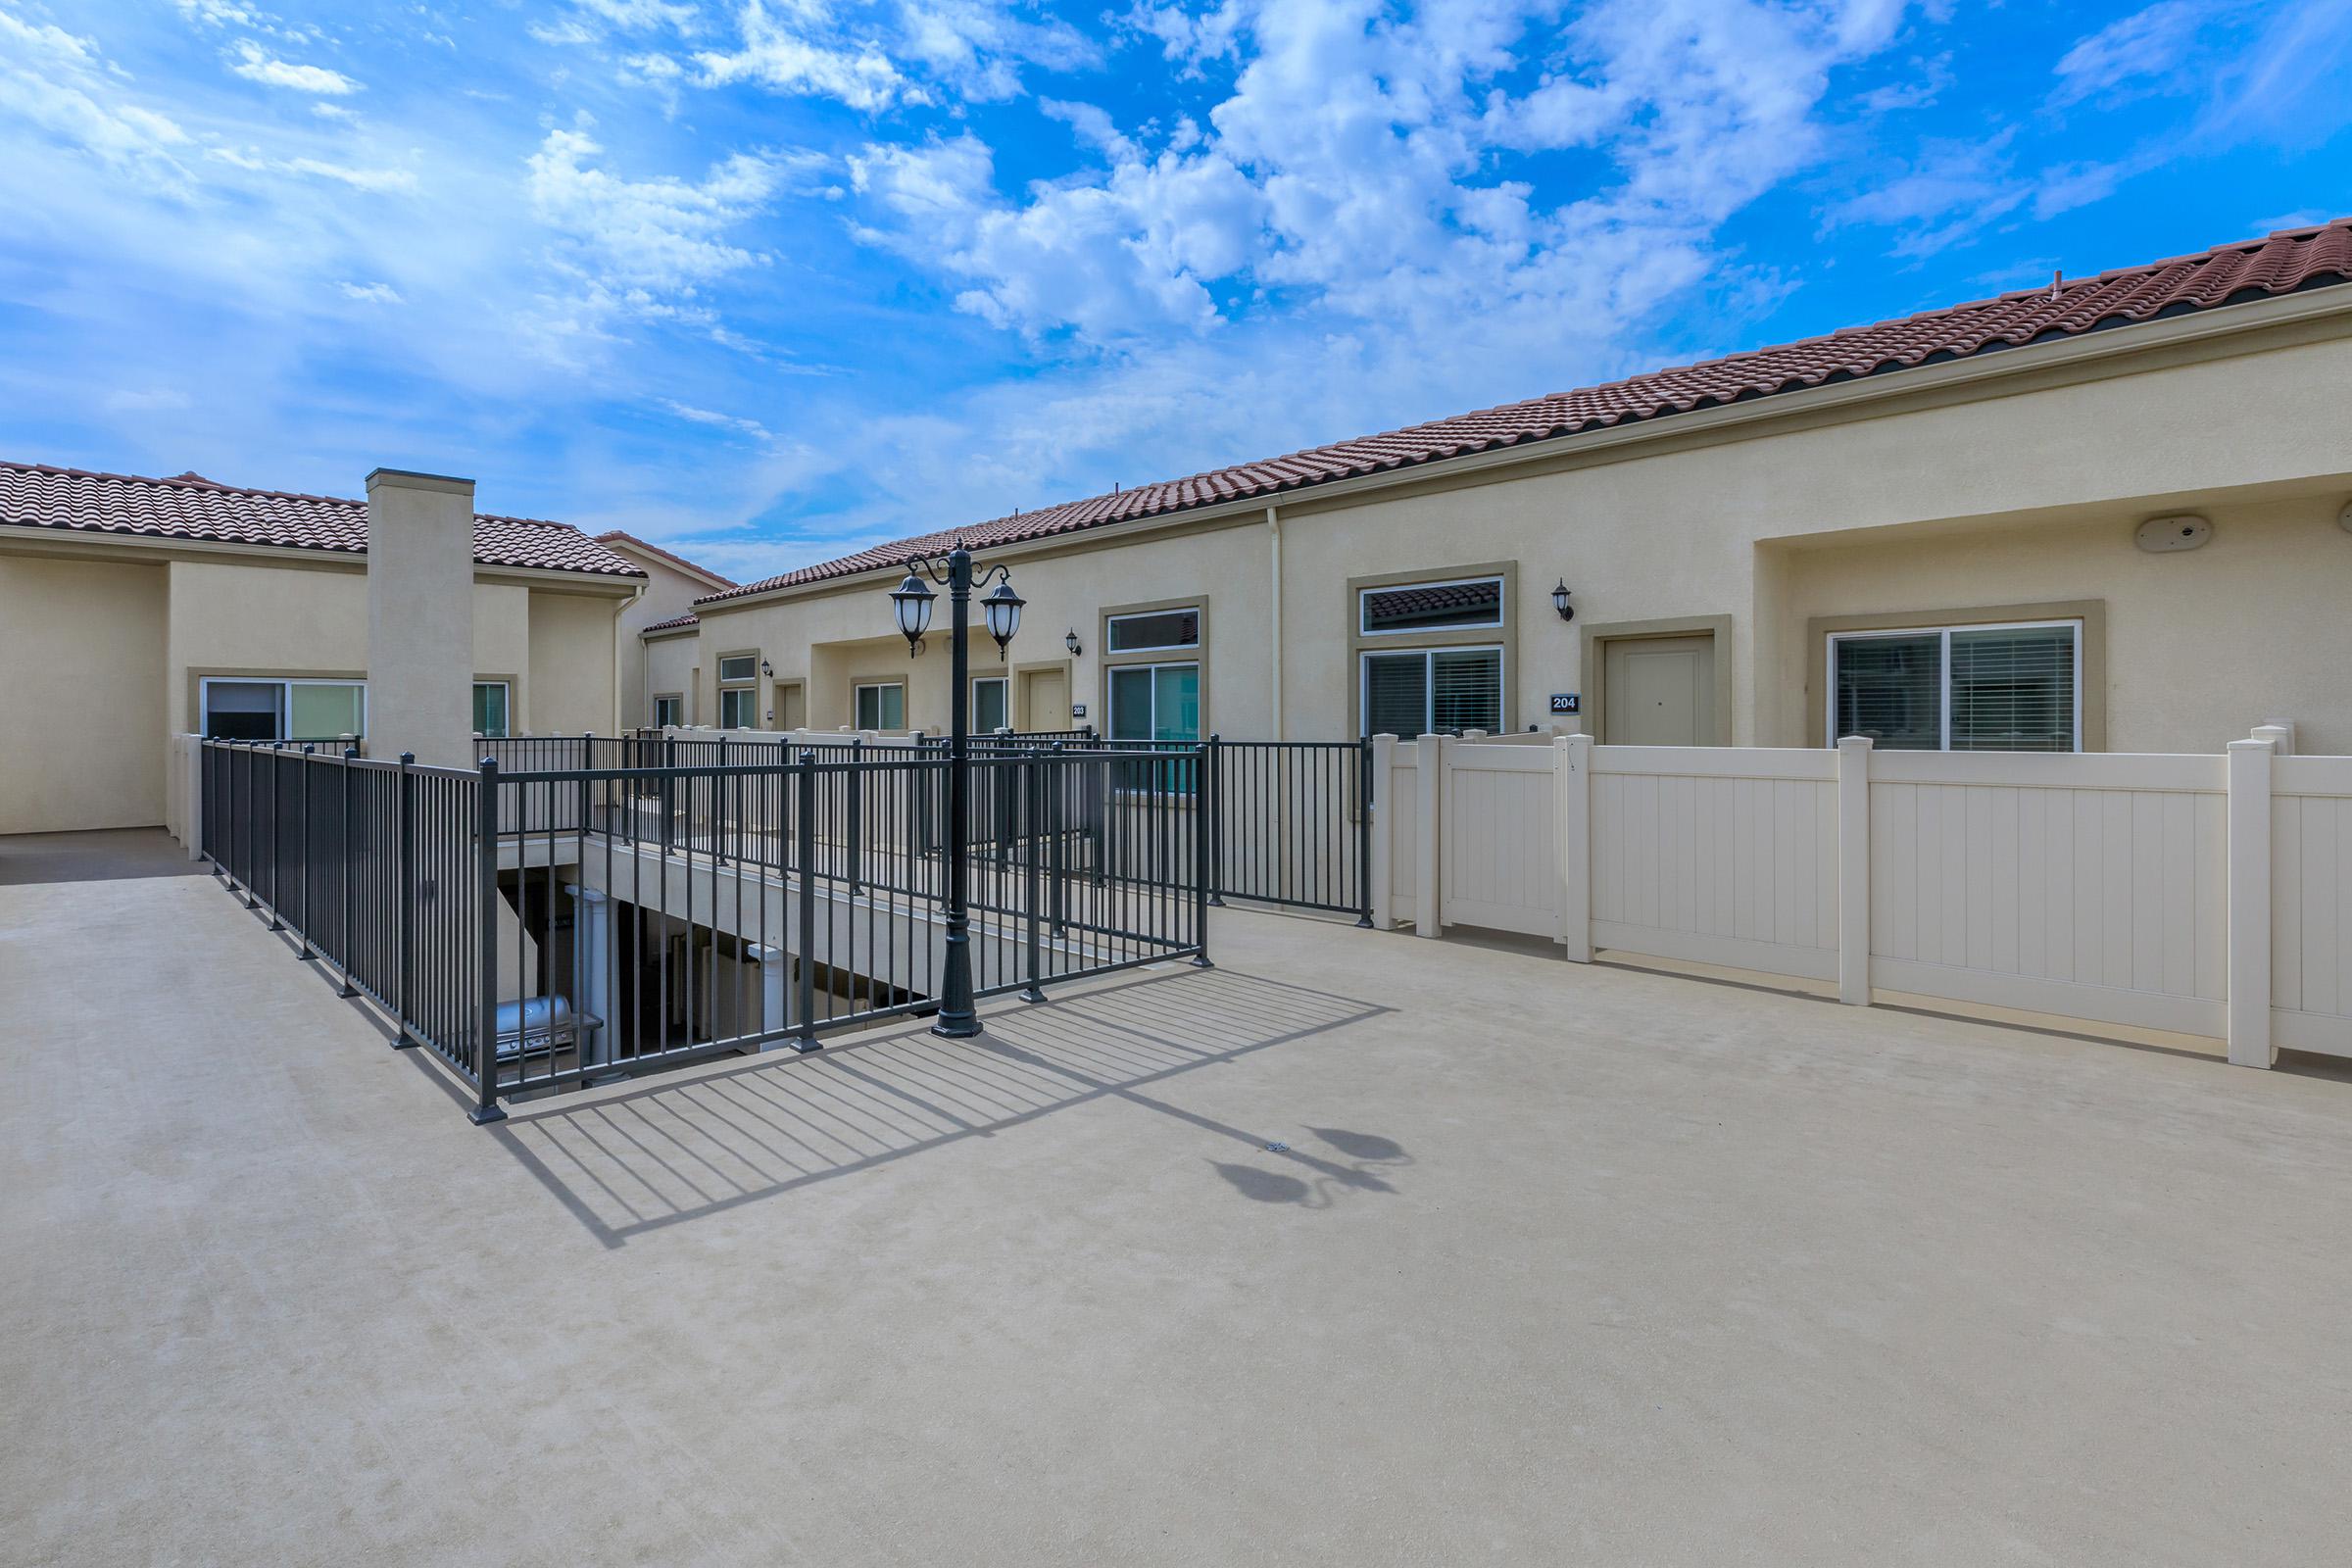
(643, 611, 701, 632)
(594, 529, 736, 589)
(0, 462, 646, 579)
(703, 216, 2352, 607)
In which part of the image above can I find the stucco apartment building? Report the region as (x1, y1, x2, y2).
(672, 219, 2352, 760)
(0, 466, 664, 836)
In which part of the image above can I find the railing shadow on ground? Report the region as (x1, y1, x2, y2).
(490, 966, 1396, 1247)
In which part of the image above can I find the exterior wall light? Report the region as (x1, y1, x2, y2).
(760, 659, 774, 677)
(1064, 627, 1082, 658)
(1551, 579, 1575, 621)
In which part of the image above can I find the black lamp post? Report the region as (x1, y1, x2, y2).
(889, 540, 1022, 1037)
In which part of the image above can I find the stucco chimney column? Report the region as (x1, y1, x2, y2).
(366, 468, 476, 768)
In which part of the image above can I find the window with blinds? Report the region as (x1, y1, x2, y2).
(1362, 647, 1502, 736)
(1830, 620, 2079, 752)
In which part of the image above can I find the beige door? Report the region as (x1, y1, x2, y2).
(775, 682, 805, 729)
(1602, 634, 1716, 746)
(1021, 667, 1069, 730)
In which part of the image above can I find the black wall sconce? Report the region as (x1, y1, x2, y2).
(1551, 579, 1575, 621)
(760, 659, 774, 676)
(1064, 627, 1082, 658)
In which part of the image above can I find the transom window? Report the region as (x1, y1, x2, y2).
(1361, 647, 1503, 737)
(1359, 575, 1503, 635)
(653, 694, 683, 728)
(716, 654, 759, 683)
(472, 682, 511, 738)
(1107, 662, 1200, 743)
(973, 676, 1008, 732)
(200, 678, 366, 742)
(855, 682, 906, 731)
(1105, 608, 1200, 653)
(1829, 620, 2082, 752)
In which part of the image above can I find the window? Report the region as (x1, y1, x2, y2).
(472, 682, 510, 738)
(717, 653, 759, 729)
(200, 678, 366, 742)
(653, 694, 683, 728)
(855, 682, 906, 730)
(973, 676, 1008, 732)
(1107, 662, 1200, 743)
(1361, 648, 1503, 736)
(1105, 607, 1200, 653)
(1829, 620, 2081, 752)
(1360, 576, 1503, 635)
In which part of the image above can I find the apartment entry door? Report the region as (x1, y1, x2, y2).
(1602, 633, 1716, 746)
(1021, 666, 1070, 731)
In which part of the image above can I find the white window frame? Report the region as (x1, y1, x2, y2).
(1104, 606, 1201, 654)
(855, 681, 906, 731)
(199, 676, 368, 741)
(1357, 574, 1506, 637)
(652, 693, 684, 728)
(972, 675, 1009, 732)
(1106, 661, 1201, 743)
(471, 680, 512, 738)
(1358, 644, 1505, 737)
(1825, 618, 2083, 752)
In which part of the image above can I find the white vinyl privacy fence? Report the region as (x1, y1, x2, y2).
(1370, 729, 2352, 1068)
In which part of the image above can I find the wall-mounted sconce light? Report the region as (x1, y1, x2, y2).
(1551, 578, 1575, 622)
(1064, 627, 1082, 658)
(760, 659, 774, 676)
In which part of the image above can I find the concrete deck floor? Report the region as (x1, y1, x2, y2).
(4, 846, 2351, 1565)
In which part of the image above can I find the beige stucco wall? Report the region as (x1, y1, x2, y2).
(643, 633, 700, 724)
(527, 589, 619, 735)
(693, 309, 2352, 754)
(0, 537, 629, 835)
(612, 552, 714, 725)
(1773, 492, 2352, 755)
(0, 555, 167, 833)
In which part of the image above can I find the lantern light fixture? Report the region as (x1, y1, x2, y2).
(890, 567, 937, 652)
(1551, 578, 1575, 622)
(1064, 626, 1082, 658)
(980, 577, 1025, 654)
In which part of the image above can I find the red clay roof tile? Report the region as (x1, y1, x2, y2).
(702, 217, 2352, 607)
(0, 463, 645, 579)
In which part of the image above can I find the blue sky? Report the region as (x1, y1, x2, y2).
(2, 0, 2347, 583)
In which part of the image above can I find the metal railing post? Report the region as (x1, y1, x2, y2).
(297, 745, 318, 957)
(471, 757, 507, 1123)
(794, 753, 822, 1053)
(1191, 741, 1213, 967)
(1205, 733, 1225, 906)
(396, 752, 416, 1047)
(1049, 743, 1067, 935)
(847, 736, 864, 892)
(266, 744, 284, 931)
(1354, 735, 1375, 927)
(338, 748, 358, 997)
(1020, 749, 1047, 1003)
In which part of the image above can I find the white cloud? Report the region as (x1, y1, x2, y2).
(685, 0, 1095, 109)
(0, 13, 196, 192)
(103, 387, 195, 412)
(660, 398, 770, 437)
(2053, 2, 2204, 106)
(848, 0, 1912, 350)
(526, 120, 818, 303)
(229, 41, 363, 96)
(338, 280, 405, 303)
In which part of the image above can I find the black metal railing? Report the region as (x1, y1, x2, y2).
(202, 741, 489, 1090)
(200, 738, 1212, 1121)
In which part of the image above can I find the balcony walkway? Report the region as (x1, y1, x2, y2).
(6, 831, 2352, 1564)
